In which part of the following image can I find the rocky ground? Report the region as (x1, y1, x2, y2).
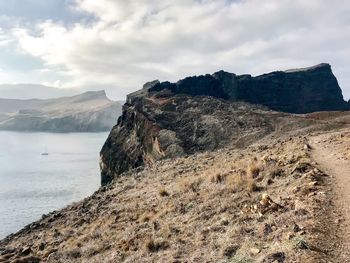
(1, 111, 349, 262)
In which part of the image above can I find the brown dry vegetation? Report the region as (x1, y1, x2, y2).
(1, 111, 350, 263)
(1, 131, 347, 263)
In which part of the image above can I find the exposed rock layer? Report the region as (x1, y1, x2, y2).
(100, 97, 272, 185)
(100, 64, 349, 185)
(147, 63, 348, 114)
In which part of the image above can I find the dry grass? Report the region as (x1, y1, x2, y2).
(247, 160, 261, 178)
(177, 176, 203, 193)
(246, 177, 258, 192)
(210, 172, 225, 183)
(0, 134, 340, 263)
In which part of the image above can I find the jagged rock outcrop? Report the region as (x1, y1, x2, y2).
(0, 91, 122, 132)
(148, 63, 348, 113)
(100, 63, 349, 185)
(100, 96, 275, 185)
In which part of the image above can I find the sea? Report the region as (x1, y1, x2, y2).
(0, 131, 108, 239)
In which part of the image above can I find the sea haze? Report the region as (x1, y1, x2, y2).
(0, 131, 107, 239)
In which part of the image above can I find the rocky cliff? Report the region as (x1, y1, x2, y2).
(0, 91, 122, 132)
(100, 64, 349, 185)
(2, 63, 350, 262)
(148, 63, 348, 113)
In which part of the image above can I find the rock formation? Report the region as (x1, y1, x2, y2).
(100, 63, 349, 185)
(148, 63, 348, 113)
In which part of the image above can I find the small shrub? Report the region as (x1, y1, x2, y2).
(145, 238, 169, 252)
(189, 178, 203, 192)
(223, 245, 239, 258)
(291, 162, 311, 174)
(227, 173, 243, 188)
(65, 248, 81, 259)
(220, 219, 229, 226)
(158, 187, 169, 197)
(90, 228, 102, 239)
(179, 177, 203, 192)
(246, 178, 258, 192)
(247, 162, 260, 178)
(270, 168, 284, 178)
(186, 202, 194, 209)
(292, 236, 310, 250)
(262, 252, 286, 263)
(211, 172, 224, 183)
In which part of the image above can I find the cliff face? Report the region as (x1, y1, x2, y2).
(100, 96, 276, 185)
(100, 63, 349, 185)
(149, 63, 348, 113)
(0, 91, 123, 132)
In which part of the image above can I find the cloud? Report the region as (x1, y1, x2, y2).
(0, 0, 86, 26)
(0, 28, 13, 46)
(5, 0, 350, 99)
(42, 79, 62, 88)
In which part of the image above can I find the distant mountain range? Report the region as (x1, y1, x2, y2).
(0, 90, 122, 132)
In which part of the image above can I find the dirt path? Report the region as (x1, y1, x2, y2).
(310, 130, 350, 261)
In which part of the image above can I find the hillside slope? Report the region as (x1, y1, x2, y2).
(1, 113, 350, 262)
(1, 64, 350, 262)
(100, 64, 349, 185)
(0, 91, 122, 132)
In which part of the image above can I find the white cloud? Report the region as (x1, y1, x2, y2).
(0, 28, 13, 46)
(42, 79, 62, 88)
(6, 0, 350, 99)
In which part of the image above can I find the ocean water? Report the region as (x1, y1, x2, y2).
(0, 131, 108, 239)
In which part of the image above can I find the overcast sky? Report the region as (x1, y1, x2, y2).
(0, 0, 349, 100)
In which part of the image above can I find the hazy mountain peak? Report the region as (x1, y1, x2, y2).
(0, 91, 122, 132)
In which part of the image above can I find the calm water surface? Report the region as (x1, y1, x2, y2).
(0, 131, 108, 239)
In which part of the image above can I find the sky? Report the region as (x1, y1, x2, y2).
(0, 0, 349, 100)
